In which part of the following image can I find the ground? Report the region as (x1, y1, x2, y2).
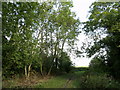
(2, 71, 85, 88)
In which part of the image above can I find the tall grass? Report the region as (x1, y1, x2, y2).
(79, 72, 120, 88)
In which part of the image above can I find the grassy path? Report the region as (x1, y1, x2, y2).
(34, 71, 85, 88)
(63, 75, 74, 88)
(2, 71, 85, 88)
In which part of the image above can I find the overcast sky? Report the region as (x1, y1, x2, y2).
(70, 0, 96, 67)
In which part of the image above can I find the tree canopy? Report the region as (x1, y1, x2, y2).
(83, 2, 120, 79)
(2, 2, 80, 77)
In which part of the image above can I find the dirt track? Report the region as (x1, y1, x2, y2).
(63, 75, 75, 88)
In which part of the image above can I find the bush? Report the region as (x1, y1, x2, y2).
(89, 57, 106, 73)
(79, 73, 120, 88)
(58, 52, 72, 73)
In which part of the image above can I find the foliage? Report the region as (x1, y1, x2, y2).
(83, 2, 120, 79)
(58, 52, 72, 73)
(89, 57, 107, 73)
(2, 2, 40, 77)
(79, 73, 120, 88)
(2, 2, 80, 78)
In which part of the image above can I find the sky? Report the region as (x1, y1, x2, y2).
(70, 0, 96, 67)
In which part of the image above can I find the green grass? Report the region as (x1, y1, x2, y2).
(78, 72, 120, 88)
(35, 76, 67, 88)
(2, 71, 85, 88)
(3, 70, 120, 88)
(35, 73, 71, 88)
(34, 71, 85, 88)
(68, 71, 85, 88)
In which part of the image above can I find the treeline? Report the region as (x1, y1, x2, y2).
(72, 67, 89, 72)
(83, 2, 120, 81)
(78, 2, 120, 88)
(2, 2, 80, 78)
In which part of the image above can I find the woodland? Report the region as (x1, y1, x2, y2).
(2, 1, 120, 88)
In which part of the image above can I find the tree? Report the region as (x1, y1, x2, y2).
(89, 57, 106, 73)
(2, 2, 42, 77)
(34, 2, 80, 75)
(58, 51, 72, 73)
(2, 1, 80, 77)
(83, 2, 120, 79)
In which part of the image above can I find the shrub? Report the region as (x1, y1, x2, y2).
(89, 57, 106, 73)
(79, 73, 120, 88)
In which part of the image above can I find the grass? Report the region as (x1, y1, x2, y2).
(68, 71, 85, 88)
(78, 72, 120, 88)
(34, 73, 72, 88)
(2, 71, 87, 88)
(35, 76, 67, 88)
(2, 74, 46, 88)
(2, 68, 120, 88)
(34, 71, 85, 88)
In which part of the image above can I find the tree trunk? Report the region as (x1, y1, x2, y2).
(40, 61, 43, 76)
(25, 65, 27, 78)
(55, 58, 58, 69)
(61, 38, 66, 52)
(27, 64, 31, 78)
(24, 64, 32, 79)
(47, 61, 53, 76)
